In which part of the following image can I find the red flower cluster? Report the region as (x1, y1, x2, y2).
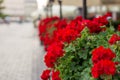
(86, 20, 102, 33)
(54, 28, 80, 43)
(67, 21, 85, 33)
(92, 60, 116, 78)
(38, 17, 60, 48)
(70, 16, 83, 25)
(53, 17, 84, 43)
(54, 19, 67, 29)
(92, 46, 116, 64)
(91, 46, 116, 78)
(40, 17, 85, 79)
(40, 13, 112, 80)
(109, 34, 120, 45)
(86, 13, 111, 33)
(52, 70, 61, 80)
(93, 16, 108, 26)
(38, 16, 59, 36)
(41, 69, 51, 80)
(44, 42, 64, 68)
(104, 12, 112, 17)
(41, 69, 61, 80)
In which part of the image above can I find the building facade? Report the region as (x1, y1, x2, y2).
(3, 0, 25, 16)
(2, 0, 37, 17)
(24, 0, 37, 17)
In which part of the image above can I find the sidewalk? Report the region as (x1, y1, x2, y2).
(32, 27, 46, 80)
(0, 23, 45, 80)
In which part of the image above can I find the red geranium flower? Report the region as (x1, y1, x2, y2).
(54, 28, 80, 43)
(52, 70, 61, 80)
(44, 52, 57, 68)
(67, 20, 85, 33)
(109, 34, 120, 45)
(54, 19, 67, 29)
(86, 20, 102, 33)
(93, 16, 108, 26)
(47, 42, 64, 57)
(41, 69, 51, 80)
(92, 60, 116, 78)
(92, 46, 116, 64)
(44, 42, 64, 68)
(86, 13, 111, 33)
(104, 12, 112, 18)
(38, 16, 60, 48)
(62, 28, 80, 43)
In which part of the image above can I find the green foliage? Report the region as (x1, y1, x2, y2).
(0, 13, 7, 18)
(0, 0, 5, 18)
(56, 26, 120, 80)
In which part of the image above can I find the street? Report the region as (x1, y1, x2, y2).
(0, 23, 45, 80)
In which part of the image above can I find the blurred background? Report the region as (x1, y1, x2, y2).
(0, 0, 120, 24)
(0, 0, 37, 23)
(0, 0, 120, 80)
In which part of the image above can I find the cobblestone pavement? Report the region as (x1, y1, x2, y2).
(0, 23, 46, 80)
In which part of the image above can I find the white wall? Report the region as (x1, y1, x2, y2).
(2, 0, 37, 17)
(3, 0, 25, 16)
